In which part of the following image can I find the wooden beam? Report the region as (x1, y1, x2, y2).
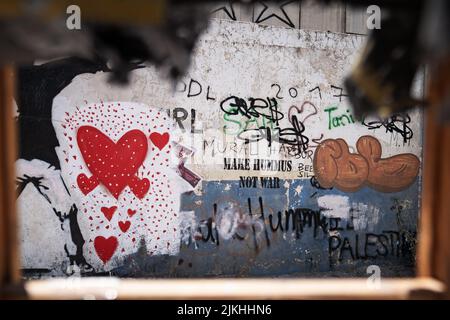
(0, 66, 22, 297)
(417, 70, 436, 278)
(0, 0, 166, 26)
(417, 56, 450, 298)
(25, 278, 445, 300)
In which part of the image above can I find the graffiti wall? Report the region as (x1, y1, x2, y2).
(17, 19, 423, 277)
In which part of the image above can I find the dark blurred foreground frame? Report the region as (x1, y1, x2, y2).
(0, 0, 449, 300)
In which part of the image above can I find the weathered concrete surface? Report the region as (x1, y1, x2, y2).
(17, 19, 422, 278)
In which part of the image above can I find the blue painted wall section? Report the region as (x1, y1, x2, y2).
(112, 179, 418, 277)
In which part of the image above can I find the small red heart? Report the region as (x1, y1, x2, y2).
(77, 173, 99, 195)
(118, 220, 131, 233)
(127, 208, 137, 217)
(129, 176, 150, 200)
(101, 206, 117, 221)
(94, 236, 118, 264)
(149, 132, 169, 150)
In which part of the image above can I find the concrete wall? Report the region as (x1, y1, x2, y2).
(17, 18, 422, 277)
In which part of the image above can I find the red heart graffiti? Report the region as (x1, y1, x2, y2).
(149, 132, 169, 150)
(127, 208, 137, 217)
(129, 175, 150, 199)
(77, 174, 99, 195)
(94, 236, 118, 264)
(118, 220, 131, 233)
(77, 126, 150, 199)
(101, 206, 117, 221)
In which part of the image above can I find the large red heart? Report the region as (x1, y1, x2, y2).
(94, 236, 118, 264)
(77, 126, 150, 199)
(149, 132, 169, 150)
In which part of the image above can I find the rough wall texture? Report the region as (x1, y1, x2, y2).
(17, 19, 423, 278)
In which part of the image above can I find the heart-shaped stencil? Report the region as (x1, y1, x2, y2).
(76, 126, 150, 199)
(101, 206, 117, 221)
(149, 132, 169, 150)
(127, 208, 137, 217)
(77, 173, 99, 195)
(118, 220, 131, 233)
(94, 236, 118, 264)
